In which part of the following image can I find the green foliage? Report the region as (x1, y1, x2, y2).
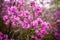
(12, 27, 35, 40)
(55, 0, 60, 10)
(43, 33, 55, 40)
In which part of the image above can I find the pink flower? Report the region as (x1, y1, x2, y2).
(3, 15, 8, 21)
(0, 32, 3, 36)
(32, 20, 38, 27)
(8, 6, 17, 12)
(35, 37, 42, 40)
(14, 17, 20, 21)
(18, 13, 24, 17)
(35, 30, 42, 36)
(0, 36, 3, 40)
(21, 22, 27, 28)
(31, 35, 35, 38)
(35, 30, 39, 33)
(57, 20, 60, 22)
(24, 18, 28, 23)
(40, 29, 48, 34)
(34, 7, 44, 13)
(30, 1, 36, 6)
(5, 20, 10, 25)
(37, 18, 43, 23)
(34, 13, 39, 17)
(26, 24, 31, 28)
(41, 22, 50, 30)
(4, 34, 8, 39)
(28, 14, 33, 21)
(12, 22, 16, 27)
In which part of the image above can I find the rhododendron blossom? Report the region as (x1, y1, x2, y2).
(1, 0, 58, 40)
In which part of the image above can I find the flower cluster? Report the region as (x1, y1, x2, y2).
(31, 21, 51, 40)
(54, 10, 60, 20)
(3, 0, 44, 28)
(1, 0, 56, 40)
(0, 31, 14, 40)
(54, 10, 60, 40)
